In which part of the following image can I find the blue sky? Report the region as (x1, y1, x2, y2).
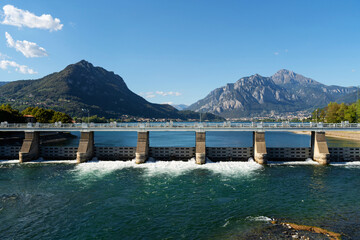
(0, 0, 359, 105)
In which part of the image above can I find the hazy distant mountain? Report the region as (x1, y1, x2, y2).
(188, 70, 357, 118)
(172, 104, 188, 110)
(0, 82, 9, 87)
(0, 60, 183, 118)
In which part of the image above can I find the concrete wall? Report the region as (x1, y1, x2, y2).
(95, 147, 136, 160)
(135, 131, 149, 164)
(150, 147, 195, 160)
(76, 131, 94, 163)
(0, 146, 21, 159)
(195, 132, 206, 164)
(41, 146, 78, 160)
(329, 147, 360, 161)
(267, 147, 312, 161)
(253, 132, 267, 164)
(206, 147, 253, 161)
(312, 132, 330, 165)
(19, 132, 40, 162)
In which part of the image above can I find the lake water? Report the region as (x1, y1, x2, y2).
(1, 131, 360, 239)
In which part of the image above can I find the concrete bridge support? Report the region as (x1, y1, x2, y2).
(253, 131, 267, 164)
(135, 131, 149, 164)
(196, 132, 206, 164)
(19, 131, 40, 163)
(311, 131, 330, 165)
(76, 131, 94, 163)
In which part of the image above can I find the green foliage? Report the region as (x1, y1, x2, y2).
(78, 115, 109, 123)
(0, 104, 25, 123)
(21, 107, 72, 123)
(313, 101, 360, 123)
(178, 110, 226, 121)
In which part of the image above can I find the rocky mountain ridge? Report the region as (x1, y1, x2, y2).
(187, 70, 357, 118)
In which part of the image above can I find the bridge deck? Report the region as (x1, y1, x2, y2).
(0, 122, 359, 132)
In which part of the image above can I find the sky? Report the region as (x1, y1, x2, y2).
(0, 0, 359, 105)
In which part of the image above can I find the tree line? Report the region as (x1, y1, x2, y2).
(312, 100, 360, 123)
(0, 104, 72, 123)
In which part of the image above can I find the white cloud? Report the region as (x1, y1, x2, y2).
(162, 102, 173, 105)
(155, 91, 182, 96)
(5, 32, 47, 58)
(0, 60, 37, 74)
(274, 52, 279, 55)
(2, 5, 63, 31)
(140, 91, 182, 99)
(0, 52, 10, 60)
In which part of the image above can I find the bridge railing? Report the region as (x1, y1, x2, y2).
(0, 121, 359, 130)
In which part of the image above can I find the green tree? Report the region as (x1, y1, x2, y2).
(356, 100, 360, 123)
(336, 103, 347, 122)
(344, 104, 356, 122)
(326, 102, 341, 123)
(0, 104, 25, 122)
(51, 112, 72, 123)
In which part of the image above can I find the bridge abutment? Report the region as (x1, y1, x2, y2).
(253, 131, 267, 164)
(196, 131, 206, 164)
(311, 131, 330, 165)
(135, 131, 149, 164)
(19, 131, 40, 163)
(76, 131, 94, 163)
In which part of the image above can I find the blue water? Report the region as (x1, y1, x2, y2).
(64, 131, 313, 147)
(1, 132, 360, 239)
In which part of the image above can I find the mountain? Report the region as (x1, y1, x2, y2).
(187, 74, 301, 118)
(188, 70, 357, 118)
(172, 104, 188, 110)
(0, 60, 182, 119)
(271, 69, 357, 108)
(0, 82, 9, 87)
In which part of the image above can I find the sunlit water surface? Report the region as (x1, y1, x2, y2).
(1, 131, 360, 239)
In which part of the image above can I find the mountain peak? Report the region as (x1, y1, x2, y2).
(271, 69, 321, 86)
(276, 69, 293, 74)
(74, 60, 94, 69)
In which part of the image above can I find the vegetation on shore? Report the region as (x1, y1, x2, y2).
(0, 104, 72, 123)
(312, 100, 360, 123)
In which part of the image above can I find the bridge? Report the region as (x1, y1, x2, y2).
(0, 122, 359, 166)
(1, 122, 360, 132)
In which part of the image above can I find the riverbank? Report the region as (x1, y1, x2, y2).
(293, 131, 360, 141)
(241, 220, 342, 240)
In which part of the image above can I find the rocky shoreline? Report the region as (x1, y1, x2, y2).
(241, 220, 343, 240)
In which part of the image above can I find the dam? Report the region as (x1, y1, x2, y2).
(0, 121, 359, 165)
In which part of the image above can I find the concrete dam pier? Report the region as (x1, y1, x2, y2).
(0, 122, 359, 164)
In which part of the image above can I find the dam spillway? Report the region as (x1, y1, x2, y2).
(0, 122, 359, 164)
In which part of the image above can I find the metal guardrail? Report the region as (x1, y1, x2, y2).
(0, 121, 359, 131)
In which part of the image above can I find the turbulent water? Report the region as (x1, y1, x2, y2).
(1, 132, 360, 239)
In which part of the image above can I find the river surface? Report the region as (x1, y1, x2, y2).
(1, 132, 360, 239)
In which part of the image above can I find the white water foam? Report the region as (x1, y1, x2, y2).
(268, 158, 319, 166)
(0, 160, 19, 164)
(24, 159, 77, 164)
(330, 161, 360, 168)
(245, 216, 273, 222)
(0, 158, 77, 165)
(72, 157, 263, 177)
